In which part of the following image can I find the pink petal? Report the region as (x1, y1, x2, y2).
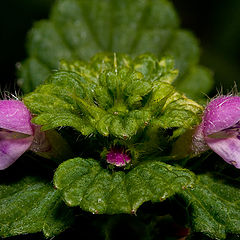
(0, 100, 33, 135)
(205, 136, 240, 168)
(115, 154, 125, 167)
(124, 154, 131, 164)
(0, 136, 33, 170)
(106, 149, 131, 167)
(203, 96, 240, 136)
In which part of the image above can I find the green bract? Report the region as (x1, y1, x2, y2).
(24, 53, 202, 142)
(19, 0, 213, 100)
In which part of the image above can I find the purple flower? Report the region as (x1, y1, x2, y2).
(0, 100, 49, 170)
(106, 148, 131, 167)
(193, 96, 240, 168)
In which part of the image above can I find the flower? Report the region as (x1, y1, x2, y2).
(193, 96, 240, 168)
(106, 148, 131, 167)
(0, 100, 49, 170)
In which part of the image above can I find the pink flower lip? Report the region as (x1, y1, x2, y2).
(193, 96, 240, 168)
(106, 148, 131, 167)
(0, 100, 33, 135)
(0, 100, 49, 170)
(203, 96, 240, 136)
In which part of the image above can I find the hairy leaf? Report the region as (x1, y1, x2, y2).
(54, 157, 195, 214)
(0, 176, 73, 238)
(181, 173, 240, 239)
(24, 53, 203, 140)
(19, 0, 213, 98)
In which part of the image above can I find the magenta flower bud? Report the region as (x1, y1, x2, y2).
(106, 148, 131, 167)
(0, 100, 49, 170)
(193, 96, 240, 168)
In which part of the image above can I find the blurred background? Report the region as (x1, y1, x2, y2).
(1, 0, 240, 95)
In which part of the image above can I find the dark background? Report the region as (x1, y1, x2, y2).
(1, 0, 240, 95)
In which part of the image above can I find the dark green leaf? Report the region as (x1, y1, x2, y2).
(54, 157, 195, 214)
(19, 0, 213, 99)
(174, 66, 214, 101)
(0, 176, 73, 238)
(181, 173, 240, 239)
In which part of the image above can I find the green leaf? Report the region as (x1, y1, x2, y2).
(156, 93, 203, 129)
(181, 173, 240, 239)
(54, 157, 195, 214)
(174, 65, 214, 101)
(0, 176, 74, 238)
(18, 58, 51, 94)
(24, 53, 202, 140)
(164, 30, 199, 76)
(19, 0, 212, 99)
